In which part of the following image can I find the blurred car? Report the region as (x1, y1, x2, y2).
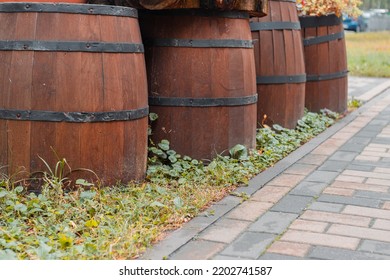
(343, 15, 368, 32)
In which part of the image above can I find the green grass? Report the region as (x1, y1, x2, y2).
(346, 31, 390, 77)
(0, 110, 338, 260)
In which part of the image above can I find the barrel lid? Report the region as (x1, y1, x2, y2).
(0, 2, 138, 18)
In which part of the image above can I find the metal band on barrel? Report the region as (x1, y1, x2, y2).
(250, 21, 301, 31)
(303, 32, 345, 46)
(306, 70, 348, 81)
(145, 38, 253, 48)
(149, 94, 258, 107)
(257, 74, 306, 84)
(0, 3, 138, 17)
(299, 14, 342, 28)
(0, 40, 144, 53)
(0, 107, 149, 123)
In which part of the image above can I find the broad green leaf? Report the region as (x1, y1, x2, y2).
(158, 140, 170, 151)
(0, 190, 8, 198)
(85, 219, 99, 228)
(76, 179, 94, 187)
(173, 197, 184, 209)
(0, 249, 17, 260)
(14, 203, 27, 213)
(58, 234, 73, 249)
(150, 201, 166, 208)
(80, 191, 96, 200)
(149, 112, 158, 121)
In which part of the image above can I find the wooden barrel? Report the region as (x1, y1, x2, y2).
(0, 3, 148, 184)
(250, 0, 306, 129)
(140, 9, 257, 160)
(299, 14, 348, 114)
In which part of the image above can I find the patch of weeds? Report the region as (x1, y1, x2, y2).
(0, 110, 338, 259)
(348, 97, 364, 110)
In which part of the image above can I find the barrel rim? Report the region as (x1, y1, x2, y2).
(299, 14, 342, 28)
(0, 2, 138, 18)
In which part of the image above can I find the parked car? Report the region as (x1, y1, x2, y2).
(343, 15, 368, 32)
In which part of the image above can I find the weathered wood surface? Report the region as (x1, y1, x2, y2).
(300, 15, 348, 114)
(88, 0, 268, 16)
(0, 3, 148, 185)
(141, 11, 257, 160)
(251, 0, 306, 129)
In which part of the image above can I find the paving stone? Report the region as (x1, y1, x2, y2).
(359, 240, 390, 256)
(323, 187, 355, 196)
(328, 224, 390, 243)
(248, 212, 298, 234)
(318, 194, 381, 208)
(373, 219, 390, 230)
(360, 125, 385, 132)
(212, 255, 252, 260)
(308, 201, 345, 213)
(268, 174, 305, 188)
(345, 136, 372, 145)
(299, 210, 371, 227)
(383, 202, 390, 210)
(258, 253, 304, 260)
(267, 241, 311, 257)
(198, 195, 241, 219)
(338, 143, 367, 152)
(284, 163, 318, 175)
(309, 246, 389, 260)
(290, 181, 328, 197)
(169, 240, 226, 260)
(289, 219, 328, 233)
(250, 186, 291, 204)
(298, 154, 328, 165)
(220, 232, 276, 259)
(343, 169, 390, 180)
(270, 195, 313, 214)
(280, 230, 360, 250)
(329, 151, 359, 161)
(330, 181, 389, 193)
(342, 205, 390, 219)
(198, 218, 251, 243)
(304, 170, 340, 184)
(366, 178, 390, 186)
(346, 164, 375, 172)
(225, 200, 273, 222)
(318, 160, 349, 172)
(355, 190, 390, 201)
(335, 175, 366, 183)
(355, 130, 380, 138)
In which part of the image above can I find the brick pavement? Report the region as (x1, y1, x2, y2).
(141, 77, 390, 260)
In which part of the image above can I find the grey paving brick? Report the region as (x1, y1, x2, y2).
(372, 138, 390, 145)
(347, 163, 375, 172)
(346, 137, 372, 145)
(170, 240, 226, 260)
(308, 201, 345, 213)
(318, 160, 349, 172)
(318, 194, 381, 208)
(329, 151, 359, 162)
(258, 253, 304, 260)
(338, 143, 366, 152)
(290, 181, 328, 197)
(355, 130, 380, 138)
(361, 125, 385, 132)
(355, 190, 390, 201)
(369, 120, 389, 126)
(220, 232, 276, 259)
(248, 212, 298, 234)
(212, 255, 252, 260)
(309, 246, 390, 260)
(359, 240, 390, 256)
(270, 195, 314, 214)
(304, 170, 340, 183)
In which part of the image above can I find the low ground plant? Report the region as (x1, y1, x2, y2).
(0, 110, 338, 259)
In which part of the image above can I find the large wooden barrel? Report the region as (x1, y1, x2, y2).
(250, 0, 306, 129)
(141, 10, 257, 160)
(299, 14, 348, 113)
(0, 3, 148, 184)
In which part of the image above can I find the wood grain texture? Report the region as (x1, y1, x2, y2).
(251, 0, 306, 129)
(0, 5, 148, 185)
(88, 0, 268, 17)
(141, 11, 257, 160)
(300, 15, 348, 114)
